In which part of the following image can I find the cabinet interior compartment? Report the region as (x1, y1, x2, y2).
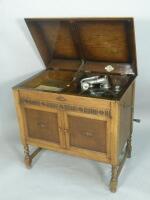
(21, 68, 135, 100)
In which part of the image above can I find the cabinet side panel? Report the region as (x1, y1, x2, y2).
(118, 82, 135, 155)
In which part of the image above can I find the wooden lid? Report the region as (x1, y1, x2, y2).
(25, 18, 137, 75)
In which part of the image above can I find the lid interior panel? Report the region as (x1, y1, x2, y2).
(77, 20, 130, 62)
(25, 18, 137, 75)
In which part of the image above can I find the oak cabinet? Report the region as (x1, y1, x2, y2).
(13, 17, 137, 192)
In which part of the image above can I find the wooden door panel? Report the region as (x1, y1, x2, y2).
(65, 112, 108, 154)
(68, 115, 107, 152)
(25, 108, 60, 144)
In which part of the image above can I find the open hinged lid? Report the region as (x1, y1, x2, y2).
(25, 18, 137, 75)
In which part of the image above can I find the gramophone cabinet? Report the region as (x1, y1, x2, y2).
(13, 17, 137, 192)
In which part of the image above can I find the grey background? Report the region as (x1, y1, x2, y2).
(0, 0, 150, 199)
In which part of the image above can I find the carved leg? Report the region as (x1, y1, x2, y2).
(109, 141, 131, 192)
(127, 133, 132, 158)
(24, 145, 42, 168)
(24, 144, 32, 168)
(109, 165, 118, 193)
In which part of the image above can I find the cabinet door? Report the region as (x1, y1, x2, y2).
(24, 107, 64, 147)
(64, 111, 111, 161)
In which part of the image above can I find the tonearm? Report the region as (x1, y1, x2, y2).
(80, 75, 111, 91)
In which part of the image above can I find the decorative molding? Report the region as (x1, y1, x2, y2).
(20, 98, 111, 118)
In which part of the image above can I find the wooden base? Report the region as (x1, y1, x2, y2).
(24, 145, 42, 168)
(23, 137, 132, 192)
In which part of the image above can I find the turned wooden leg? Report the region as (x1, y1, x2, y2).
(24, 145, 42, 168)
(127, 133, 132, 158)
(109, 165, 118, 193)
(109, 140, 131, 192)
(24, 144, 32, 168)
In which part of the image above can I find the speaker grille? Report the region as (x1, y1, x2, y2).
(68, 115, 107, 153)
(25, 108, 59, 143)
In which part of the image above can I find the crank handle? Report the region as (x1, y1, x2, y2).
(133, 119, 141, 123)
